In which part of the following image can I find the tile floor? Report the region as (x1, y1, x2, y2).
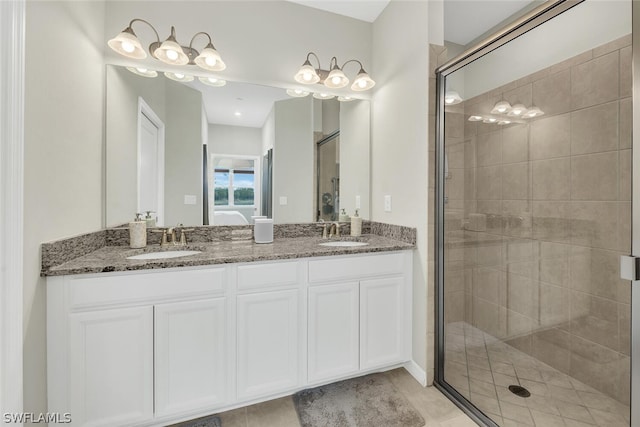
(444, 321, 631, 427)
(213, 369, 477, 427)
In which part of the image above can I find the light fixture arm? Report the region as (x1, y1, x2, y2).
(127, 18, 160, 43)
(305, 52, 322, 70)
(188, 31, 213, 50)
(340, 59, 365, 73)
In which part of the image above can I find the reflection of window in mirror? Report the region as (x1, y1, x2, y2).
(209, 155, 260, 225)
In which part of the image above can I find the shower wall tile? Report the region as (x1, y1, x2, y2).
(503, 83, 532, 108)
(502, 163, 529, 200)
(532, 328, 571, 373)
(570, 152, 618, 201)
(502, 200, 531, 238)
(619, 45, 632, 98)
(618, 303, 631, 356)
(476, 166, 502, 200)
(476, 130, 502, 166)
(619, 149, 631, 201)
(569, 291, 619, 350)
(539, 284, 570, 328)
(570, 201, 618, 250)
(530, 114, 571, 160)
(532, 201, 570, 244)
(532, 69, 571, 116)
(570, 101, 619, 155)
(618, 202, 631, 253)
(532, 158, 570, 200)
(571, 51, 619, 110)
(619, 97, 632, 149)
(501, 124, 528, 164)
(569, 336, 622, 403)
(592, 34, 631, 58)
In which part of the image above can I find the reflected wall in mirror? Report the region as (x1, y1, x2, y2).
(105, 64, 370, 227)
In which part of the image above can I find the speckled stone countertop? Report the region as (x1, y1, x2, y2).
(42, 235, 415, 276)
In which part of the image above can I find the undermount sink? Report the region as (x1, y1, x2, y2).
(127, 250, 202, 260)
(319, 241, 369, 248)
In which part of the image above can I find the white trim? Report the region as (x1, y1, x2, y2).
(137, 97, 165, 226)
(404, 360, 427, 387)
(0, 0, 25, 422)
(209, 153, 261, 224)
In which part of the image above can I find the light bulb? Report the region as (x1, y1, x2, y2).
(303, 72, 313, 82)
(137, 67, 147, 73)
(166, 49, 179, 61)
(121, 41, 135, 53)
(468, 116, 483, 122)
(175, 73, 184, 79)
(332, 76, 341, 85)
(208, 78, 218, 83)
(358, 80, 367, 88)
(205, 56, 216, 66)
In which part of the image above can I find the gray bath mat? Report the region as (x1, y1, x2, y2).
(172, 414, 221, 427)
(293, 373, 425, 427)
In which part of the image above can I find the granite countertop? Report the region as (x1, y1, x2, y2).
(42, 234, 415, 277)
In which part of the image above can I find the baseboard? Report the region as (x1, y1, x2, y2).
(403, 360, 427, 386)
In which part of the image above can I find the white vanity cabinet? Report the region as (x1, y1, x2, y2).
(47, 251, 412, 427)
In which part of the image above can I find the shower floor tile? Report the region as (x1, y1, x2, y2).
(444, 322, 630, 427)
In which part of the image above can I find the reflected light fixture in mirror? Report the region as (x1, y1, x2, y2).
(126, 66, 157, 78)
(507, 103, 528, 117)
(294, 52, 375, 92)
(286, 88, 310, 97)
(165, 72, 194, 82)
(444, 91, 463, 105)
(199, 76, 227, 87)
(313, 92, 335, 100)
(108, 19, 226, 71)
(491, 100, 511, 114)
(337, 96, 355, 102)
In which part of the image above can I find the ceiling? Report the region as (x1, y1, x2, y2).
(444, 0, 538, 46)
(286, 0, 390, 22)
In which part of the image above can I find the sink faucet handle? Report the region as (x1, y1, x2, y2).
(151, 228, 169, 246)
(178, 228, 195, 245)
(317, 222, 328, 239)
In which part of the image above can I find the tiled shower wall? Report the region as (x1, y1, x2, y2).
(443, 34, 632, 404)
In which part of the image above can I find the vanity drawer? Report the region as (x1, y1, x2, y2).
(68, 267, 226, 309)
(308, 252, 405, 284)
(237, 261, 299, 291)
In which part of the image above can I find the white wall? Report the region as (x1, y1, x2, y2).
(273, 97, 314, 223)
(371, 0, 429, 378)
(339, 100, 370, 219)
(164, 81, 203, 226)
(208, 124, 263, 157)
(23, 0, 105, 422)
(262, 107, 275, 156)
(322, 98, 340, 134)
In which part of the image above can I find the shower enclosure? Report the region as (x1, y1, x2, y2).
(316, 131, 340, 222)
(435, 1, 635, 426)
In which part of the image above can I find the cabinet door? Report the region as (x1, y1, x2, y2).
(360, 277, 404, 370)
(237, 289, 299, 400)
(69, 306, 153, 427)
(155, 298, 227, 417)
(308, 282, 359, 383)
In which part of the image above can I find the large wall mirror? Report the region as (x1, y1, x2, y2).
(105, 65, 370, 227)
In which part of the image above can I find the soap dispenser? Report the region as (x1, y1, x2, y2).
(129, 213, 147, 249)
(350, 209, 362, 237)
(144, 211, 156, 228)
(339, 208, 350, 222)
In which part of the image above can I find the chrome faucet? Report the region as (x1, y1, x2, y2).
(329, 222, 341, 238)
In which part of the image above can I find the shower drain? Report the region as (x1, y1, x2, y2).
(508, 385, 531, 398)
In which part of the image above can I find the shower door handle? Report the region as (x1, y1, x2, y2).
(620, 255, 640, 281)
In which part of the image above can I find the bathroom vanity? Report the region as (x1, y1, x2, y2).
(43, 226, 415, 427)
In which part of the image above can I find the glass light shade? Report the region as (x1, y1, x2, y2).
(126, 67, 157, 78)
(286, 89, 310, 98)
(294, 63, 320, 84)
(312, 92, 335, 100)
(108, 30, 146, 59)
(523, 106, 544, 118)
(164, 72, 194, 82)
(483, 117, 498, 124)
(351, 70, 375, 91)
(491, 100, 512, 114)
(338, 96, 355, 102)
(154, 38, 189, 65)
(444, 91, 463, 105)
(194, 44, 226, 71)
(198, 76, 226, 87)
(497, 120, 512, 125)
(324, 68, 349, 89)
(467, 115, 483, 122)
(507, 103, 528, 117)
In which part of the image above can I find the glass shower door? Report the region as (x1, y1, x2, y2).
(436, 1, 633, 426)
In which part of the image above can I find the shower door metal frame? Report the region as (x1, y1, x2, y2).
(428, 1, 640, 425)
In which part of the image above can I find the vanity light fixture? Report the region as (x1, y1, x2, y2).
(198, 76, 227, 87)
(313, 92, 335, 100)
(108, 19, 226, 71)
(164, 71, 194, 82)
(523, 106, 545, 118)
(497, 120, 512, 125)
(444, 91, 463, 105)
(294, 52, 375, 91)
(126, 66, 157, 78)
(337, 96, 355, 102)
(483, 117, 498, 124)
(491, 100, 512, 114)
(286, 88, 310, 98)
(468, 115, 483, 122)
